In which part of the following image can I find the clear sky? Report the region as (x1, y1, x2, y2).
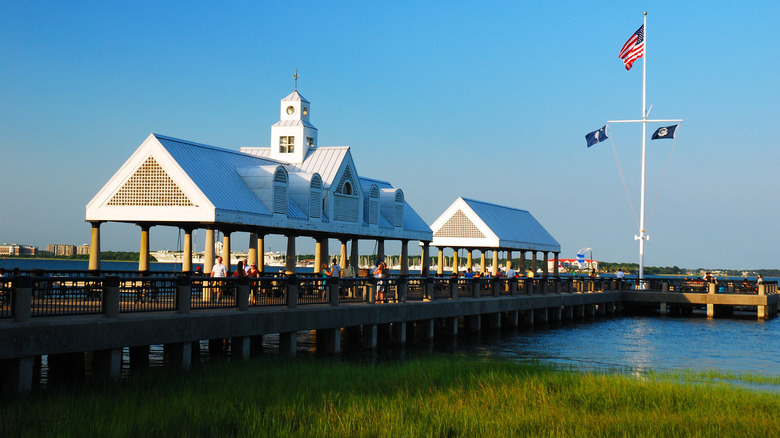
(1, 1, 778, 270)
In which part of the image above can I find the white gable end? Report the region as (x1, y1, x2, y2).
(86, 134, 214, 222)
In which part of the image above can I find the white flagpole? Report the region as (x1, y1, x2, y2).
(638, 11, 648, 281)
(607, 12, 682, 286)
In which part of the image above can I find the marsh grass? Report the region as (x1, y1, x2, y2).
(2, 356, 778, 437)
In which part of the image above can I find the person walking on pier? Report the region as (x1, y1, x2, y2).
(321, 263, 330, 302)
(373, 260, 387, 303)
(211, 256, 227, 303)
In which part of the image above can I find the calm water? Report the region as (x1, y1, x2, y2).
(5, 259, 779, 381)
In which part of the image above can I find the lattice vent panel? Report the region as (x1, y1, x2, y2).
(107, 156, 194, 207)
(434, 210, 485, 239)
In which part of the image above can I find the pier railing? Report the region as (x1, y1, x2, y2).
(0, 274, 776, 320)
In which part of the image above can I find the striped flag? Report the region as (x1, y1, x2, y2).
(618, 25, 644, 71)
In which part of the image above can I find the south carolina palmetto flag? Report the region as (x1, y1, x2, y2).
(619, 25, 645, 71)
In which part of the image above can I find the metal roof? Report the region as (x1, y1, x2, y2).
(430, 197, 560, 252)
(241, 146, 350, 187)
(462, 198, 560, 251)
(156, 134, 276, 215)
(282, 90, 309, 103)
(272, 119, 317, 129)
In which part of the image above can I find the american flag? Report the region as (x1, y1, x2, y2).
(618, 25, 644, 71)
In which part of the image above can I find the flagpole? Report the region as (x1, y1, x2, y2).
(637, 11, 648, 282)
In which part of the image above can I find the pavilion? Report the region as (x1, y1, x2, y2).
(85, 87, 433, 275)
(429, 197, 561, 276)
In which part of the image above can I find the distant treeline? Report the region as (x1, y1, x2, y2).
(598, 262, 685, 276)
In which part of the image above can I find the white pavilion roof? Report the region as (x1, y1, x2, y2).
(86, 133, 432, 240)
(430, 197, 560, 252)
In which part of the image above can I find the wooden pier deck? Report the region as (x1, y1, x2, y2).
(0, 274, 777, 392)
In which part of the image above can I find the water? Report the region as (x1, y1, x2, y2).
(446, 316, 780, 378)
(6, 259, 779, 383)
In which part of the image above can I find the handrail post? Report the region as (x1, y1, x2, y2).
(425, 277, 435, 301)
(472, 279, 480, 299)
(236, 277, 250, 311)
(449, 277, 458, 300)
(12, 276, 32, 323)
(510, 277, 518, 296)
(175, 276, 192, 313)
(329, 278, 340, 306)
(103, 276, 120, 318)
(368, 278, 376, 304)
(397, 277, 407, 303)
(286, 276, 298, 308)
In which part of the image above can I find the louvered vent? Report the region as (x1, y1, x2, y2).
(309, 175, 322, 219)
(394, 191, 404, 228)
(369, 186, 379, 225)
(434, 210, 485, 238)
(273, 168, 288, 214)
(334, 194, 358, 221)
(107, 156, 194, 207)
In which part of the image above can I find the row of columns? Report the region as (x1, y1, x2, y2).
(87, 221, 432, 276)
(434, 247, 560, 278)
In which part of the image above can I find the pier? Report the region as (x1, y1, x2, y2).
(1, 273, 776, 393)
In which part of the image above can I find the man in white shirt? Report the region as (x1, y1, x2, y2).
(211, 256, 227, 302)
(330, 258, 341, 278)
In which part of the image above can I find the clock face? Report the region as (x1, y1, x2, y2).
(286, 106, 295, 115)
(302, 107, 308, 117)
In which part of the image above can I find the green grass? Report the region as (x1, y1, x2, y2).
(2, 356, 779, 437)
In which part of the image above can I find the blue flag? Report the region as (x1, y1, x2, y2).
(586, 125, 608, 147)
(651, 124, 678, 140)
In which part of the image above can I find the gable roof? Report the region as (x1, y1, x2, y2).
(156, 135, 277, 215)
(430, 197, 560, 252)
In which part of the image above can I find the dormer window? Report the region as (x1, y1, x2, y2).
(279, 136, 294, 153)
(306, 137, 314, 147)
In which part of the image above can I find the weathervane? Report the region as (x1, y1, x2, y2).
(293, 69, 299, 91)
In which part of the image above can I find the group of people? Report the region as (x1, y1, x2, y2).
(453, 267, 535, 279)
(206, 256, 265, 303)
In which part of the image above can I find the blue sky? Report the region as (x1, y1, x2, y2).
(1, 1, 778, 270)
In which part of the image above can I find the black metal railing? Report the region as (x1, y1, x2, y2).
(191, 277, 237, 310)
(0, 273, 775, 319)
(339, 277, 371, 303)
(0, 278, 12, 319)
(30, 277, 103, 317)
(249, 277, 286, 307)
(119, 277, 177, 312)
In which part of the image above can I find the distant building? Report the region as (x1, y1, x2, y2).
(47, 244, 76, 256)
(0, 243, 38, 256)
(553, 258, 598, 272)
(76, 244, 90, 255)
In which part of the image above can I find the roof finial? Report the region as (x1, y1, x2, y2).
(293, 69, 300, 91)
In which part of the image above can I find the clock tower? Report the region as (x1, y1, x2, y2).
(269, 89, 318, 164)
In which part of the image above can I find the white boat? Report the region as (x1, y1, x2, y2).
(151, 244, 284, 267)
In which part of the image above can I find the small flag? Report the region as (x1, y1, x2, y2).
(586, 125, 608, 147)
(651, 124, 679, 140)
(619, 25, 645, 71)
